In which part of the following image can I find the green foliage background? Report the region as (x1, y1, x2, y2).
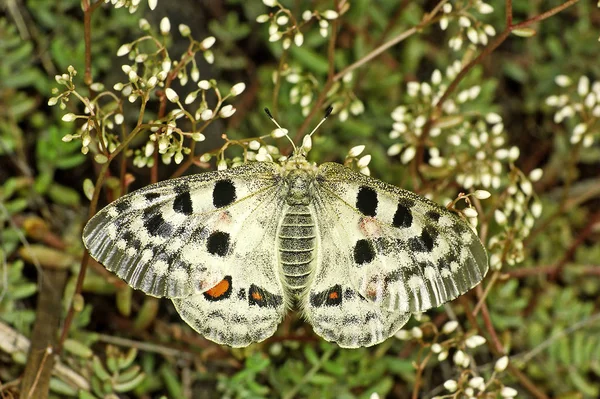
(1, 0, 599, 398)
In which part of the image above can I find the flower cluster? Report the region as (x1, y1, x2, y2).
(546, 75, 600, 148)
(256, 0, 341, 46)
(51, 18, 246, 169)
(440, 1, 496, 51)
(387, 61, 543, 270)
(103, 0, 158, 14)
(396, 319, 517, 399)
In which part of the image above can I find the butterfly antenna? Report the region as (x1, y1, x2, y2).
(308, 106, 334, 137)
(264, 108, 296, 151)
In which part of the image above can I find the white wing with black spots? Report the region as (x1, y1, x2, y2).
(312, 162, 488, 313)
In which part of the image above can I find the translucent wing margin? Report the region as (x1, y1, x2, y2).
(82, 162, 285, 299)
(312, 162, 488, 314)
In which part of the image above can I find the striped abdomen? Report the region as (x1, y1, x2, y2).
(278, 205, 316, 295)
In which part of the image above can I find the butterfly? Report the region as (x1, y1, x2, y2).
(83, 110, 488, 348)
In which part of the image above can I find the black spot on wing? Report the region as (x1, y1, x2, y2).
(207, 231, 230, 256)
(237, 288, 247, 300)
(213, 179, 236, 208)
(393, 201, 413, 228)
(115, 200, 130, 213)
(310, 285, 343, 307)
(426, 210, 441, 222)
(249, 285, 283, 308)
(173, 191, 193, 215)
(145, 192, 161, 202)
(408, 229, 435, 252)
(354, 239, 375, 265)
(356, 186, 378, 216)
(143, 208, 173, 237)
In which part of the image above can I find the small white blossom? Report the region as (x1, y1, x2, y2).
(200, 109, 213, 121)
(256, 14, 270, 23)
(387, 143, 403, 156)
(494, 209, 507, 225)
(271, 128, 289, 138)
(348, 145, 365, 157)
(302, 135, 312, 151)
(217, 159, 227, 170)
(219, 105, 236, 118)
(463, 207, 478, 218)
(495, 355, 509, 372)
(439, 16, 449, 30)
(501, 387, 518, 398)
(201, 36, 216, 49)
(179, 24, 191, 37)
(431, 343, 442, 353)
(165, 88, 179, 102)
(148, 0, 157, 10)
(322, 10, 339, 19)
(117, 43, 132, 56)
(442, 320, 458, 334)
(411, 327, 423, 339)
(443, 379, 458, 392)
(453, 350, 466, 366)
(294, 32, 304, 46)
(474, 190, 491, 199)
(204, 50, 214, 64)
(469, 376, 485, 390)
(62, 113, 76, 122)
(262, 0, 277, 6)
(577, 76, 590, 96)
(160, 17, 171, 35)
(459, 16, 471, 27)
(395, 329, 411, 340)
(531, 202, 543, 218)
(466, 335, 486, 348)
(555, 75, 571, 87)
(229, 82, 246, 96)
(478, 3, 494, 14)
(400, 146, 416, 164)
(198, 80, 211, 90)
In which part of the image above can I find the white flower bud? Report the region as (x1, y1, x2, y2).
(453, 350, 466, 366)
(469, 376, 485, 390)
(411, 326, 423, 339)
(348, 145, 365, 157)
(494, 209, 508, 225)
(395, 330, 411, 340)
(160, 17, 171, 35)
(387, 143, 402, 156)
(178, 24, 191, 37)
(271, 128, 289, 138)
(474, 190, 491, 199)
(577, 76, 590, 96)
(62, 113, 76, 122)
(201, 36, 216, 49)
(321, 10, 339, 19)
(465, 335, 486, 348)
(501, 387, 518, 398)
(442, 320, 458, 334)
(200, 109, 213, 121)
(495, 355, 509, 372)
(117, 43, 132, 56)
(302, 135, 312, 151)
(256, 14, 270, 23)
(165, 88, 179, 103)
(230, 82, 246, 96)
(219, 105, 236, 118)
(400, 146, 416, 164)
(262, 0, 277, 6)
(555, 75, 571, 87)
(147, 0, 157, 10)
(198, 80, 211, 90)
(463, 207, 478, 218)
(443, 380, 458, 392)
(294, 32, 304, 46)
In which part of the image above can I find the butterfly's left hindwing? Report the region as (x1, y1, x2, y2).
(83, 162, 290, 346)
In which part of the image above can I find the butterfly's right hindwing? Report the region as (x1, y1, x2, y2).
(83, 162, 284, 300)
